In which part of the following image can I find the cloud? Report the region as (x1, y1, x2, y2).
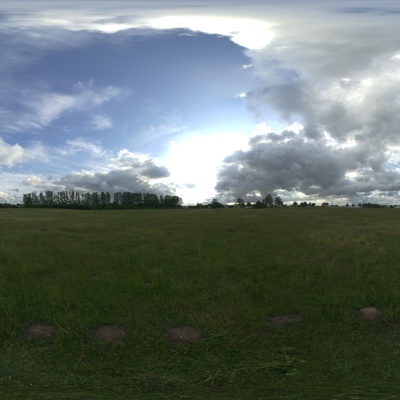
(21, 175, 45, 187)
(212, 2, 400, 204)
(148, 15, 274, 50)
(64, 138, 108, 158)
(56, 169, 174, 195)
(0, 190, 13, 203)
(0, 3, 277, 49)
(0, 26, 98, 80)
(216, 122, 400, 204)
(2, 1, 400, 205)
(0, 138, 46, 167)
(90, 114, 113, 130)
(0, 171, 56, 203)
(111, 149, 170, 179)
(2, 81, 127, 132)
(216, 129, 353, 199)
(14, 148, 175, 199)
(0, 140, 25, 167)
(141, 160, 170, 179)
(335, 7, 400, 15)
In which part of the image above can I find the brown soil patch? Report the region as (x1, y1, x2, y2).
(26, 324, 57, 340)
(93, 325, 126, 343)
(267, 314, 303, 326)
(164, 326, 202, 344)
(355, 307, 382, 321)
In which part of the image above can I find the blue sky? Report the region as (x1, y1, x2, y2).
(2, 0, 400, 205)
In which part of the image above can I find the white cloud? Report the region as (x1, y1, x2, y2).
(65, 138, 107, 158)
(0, 140, 24, 167)
(148, 15, 274, 50)
(0, 138, 46, 167)
(0, 3, 277, 50)
(4, 81, 127, 132)
(21, 175, 45, 187)
(90, 114, 113, 130)
(31, 93, 76, 126)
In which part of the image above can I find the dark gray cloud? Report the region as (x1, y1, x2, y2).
(216, 3, 400, 205)
(335, 7, 400, 15)
(216, 72, 400, 203)
(216, 130, 356, 200)
(216, 128, 400, 204)
(56, 169, 175, 195)
(141, 160, 170, 179)
(110, 151, 171, 179)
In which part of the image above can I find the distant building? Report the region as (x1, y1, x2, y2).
(322, 202, 329, 207)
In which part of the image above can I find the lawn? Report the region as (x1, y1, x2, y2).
(1, 207, 400, 399)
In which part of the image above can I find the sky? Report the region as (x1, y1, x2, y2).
(1, 0, 400, 205)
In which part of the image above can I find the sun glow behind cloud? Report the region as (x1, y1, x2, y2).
(164, 132, 250, 204)
(148, 16, 274, 50)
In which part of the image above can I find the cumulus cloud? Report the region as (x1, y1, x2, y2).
(15, 148, 174, 200)
(0, 138, 46, 167)
(214, 1, 400, 204)
(21, 175, 45, 187)
(111, 149, 170, 179)
(141, 160, 170, 179)
(56, 168, 174, 195)
(27, 148, 174, 196)
(216, 70, 400, 203)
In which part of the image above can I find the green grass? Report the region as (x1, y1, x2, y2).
(2, 208, 400, 398)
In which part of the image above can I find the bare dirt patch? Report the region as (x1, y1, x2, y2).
(355, 307, 382, 321)
(267, 314, 303, 327)
(26, 324, 57, 340)
(164, 326, 203, 344)
(93, 325, 126, 343)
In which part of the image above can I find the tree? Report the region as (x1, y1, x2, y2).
(254, 200, 263, 208)
(160, 195, 182, 208)
(236, 198, 245, 207)
(292, 201, 298, 207)
(132, 192, 143, 206)
(143, 193, 160, 208)
(23, 194, 32, 207)
(264, 194, 273, 207)
(210, 199, 224, 208)
(274, 196, 283, 207)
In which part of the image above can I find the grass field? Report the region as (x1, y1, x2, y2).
(1, 207, 400, 399)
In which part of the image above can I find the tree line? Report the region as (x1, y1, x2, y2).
(0, 203, 18, 208)
(235, 194, 284, 208)
(22, 191, 182, 209)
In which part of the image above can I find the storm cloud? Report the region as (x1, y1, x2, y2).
(216, 2, 400, 204)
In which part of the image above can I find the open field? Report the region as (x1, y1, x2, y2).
(2, 208, 400, 398)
